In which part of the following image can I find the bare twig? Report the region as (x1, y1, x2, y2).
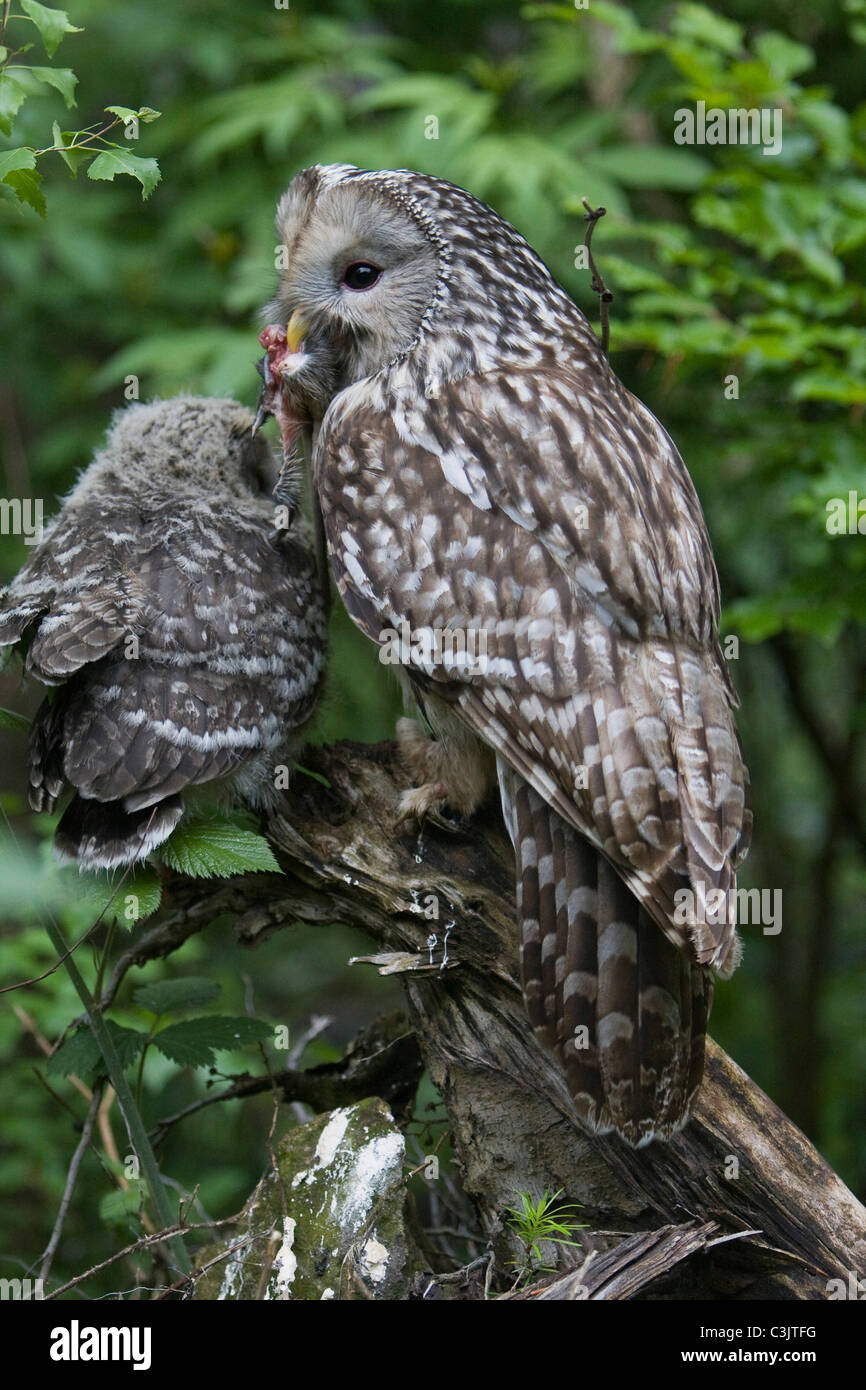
(433, 1254, 492, 1286)
(153, 1236, 258, 1300)
(43, 1212, 251, 1300)
(581, 198, 614, 357)
(39, 1083, 104, 1284)
(286, 1012, 332, 1122)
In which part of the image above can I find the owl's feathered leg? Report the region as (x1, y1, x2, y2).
(394, 711, 494, 825)
(498, 759, 710, 1147)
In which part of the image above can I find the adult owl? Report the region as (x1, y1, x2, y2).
(0, 396, 327, 868)
(259, 164, 751, 1146)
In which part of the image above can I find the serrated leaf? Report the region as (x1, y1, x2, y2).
(46, 1021, 147, 1081)
(86, 148, 161, 199)
(134, 977, 221, 1017)
(20, 0, 82, 58)
(108, 866, 163, 926)
(153, 1016, 273, 1067)
(0, 704, 30, 731)
(3, 166, 45, 216)
(30, 65, 77, 107)
(103, 104, 162, 126)
(0, 73, 28, 136)
(0, 148, 36, 179)
(157, 818, 281, 879)
(55, 864, 160, 931)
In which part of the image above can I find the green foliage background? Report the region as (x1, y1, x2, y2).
(1, 0, 864, 1293)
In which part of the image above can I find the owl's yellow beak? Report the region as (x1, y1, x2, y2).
(285, 308, 308, 354)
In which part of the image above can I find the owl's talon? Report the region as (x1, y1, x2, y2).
(394, 781, 447, 830)
(426, 806, 472, 836)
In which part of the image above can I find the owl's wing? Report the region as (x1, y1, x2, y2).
(318, 369, 750, 969)
(0, 512, 139, 678)
(38, 659, 268, 811)
(23, 506, 325, 809)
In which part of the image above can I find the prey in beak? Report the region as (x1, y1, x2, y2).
(253, 309, 316, 525)
(252, 309, 310, 435)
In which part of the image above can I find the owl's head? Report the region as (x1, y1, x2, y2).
(262, 164, 440, 396)
(76, 397, 278, 503)
(259, 164, 596, 455)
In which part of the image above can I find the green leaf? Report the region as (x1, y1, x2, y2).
(30, 65, 77, 107)
(3, 166, 45, 216)
(157, 817, 281, 878)
(587, 1, 665, 54)
(20, 0, 82, 58)
(0, 73, 28, 136)
(50, 120, 88, 174)
(753, 32, 813, 82)
(99, 1183, 146, 1225)
(47, 1021, 148, 1081)
(670, 4, 744, 55)
(0, 148, 36, 180)
(104, 105, 160, 126)
(0, 705, 31, 731)
(107, 866, 163, 926)
(86, 148, 161, 199)
(133, 977, 221, 1016)
(104, 104, 139, 122)
(791, 371, 866, 405)
(153, 1015, 273, 1068)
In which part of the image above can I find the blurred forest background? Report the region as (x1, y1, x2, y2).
(1, 0, 864, 1295)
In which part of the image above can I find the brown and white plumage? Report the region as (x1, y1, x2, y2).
(260, 164, 751, 1144)
(0, 396, 327, 868)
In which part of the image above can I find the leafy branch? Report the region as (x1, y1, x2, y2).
(0, 0, 161, 214)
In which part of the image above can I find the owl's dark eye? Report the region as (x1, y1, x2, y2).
(341, 261, 382, 291)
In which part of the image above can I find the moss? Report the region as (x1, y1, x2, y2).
(194, 1097, 420, 1300)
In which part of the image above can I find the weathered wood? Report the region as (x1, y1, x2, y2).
(504, 1222, 726, 1300)
(128, 739, 866, 1300)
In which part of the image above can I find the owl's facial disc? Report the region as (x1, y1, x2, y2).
(265, 176, 439, 392)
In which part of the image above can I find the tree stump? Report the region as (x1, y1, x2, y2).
(120, 740, 866, 1300)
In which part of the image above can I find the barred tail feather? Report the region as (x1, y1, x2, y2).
(498, 758, 710, 1146)
(53, 794, 184, 870)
